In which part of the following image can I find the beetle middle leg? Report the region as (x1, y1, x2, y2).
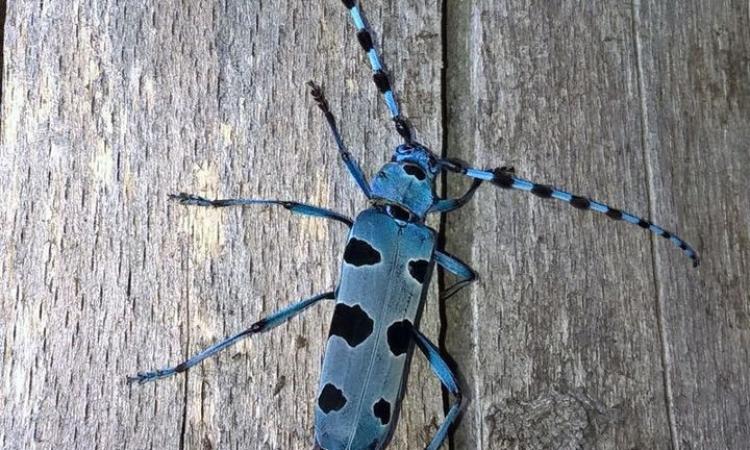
(435, 250, 477, 300)
(411, 326, 464, 450)
(127, 291, 335, 384)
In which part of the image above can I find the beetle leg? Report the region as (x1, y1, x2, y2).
(169, 193, 353, 228)
(428, 178, 483, 214)
(127, 291, 335, 384)
(411, 326, 464, 450)
(434, 250, 477, 300)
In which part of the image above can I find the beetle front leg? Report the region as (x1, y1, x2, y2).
(127, 291, 335, 384)
(428, 178, 483, 214)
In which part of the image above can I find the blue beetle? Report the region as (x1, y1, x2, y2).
(129, 1, 698, 449)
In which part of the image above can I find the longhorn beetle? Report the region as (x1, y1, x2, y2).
(129, 1, 699, 449)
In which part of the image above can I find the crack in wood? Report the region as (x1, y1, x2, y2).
(630, 1, 680, 448)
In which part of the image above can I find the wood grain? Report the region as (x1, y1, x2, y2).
(444, 1, 750, 449)
(0, 1, 442, 449)
(2, 1, 748, 449)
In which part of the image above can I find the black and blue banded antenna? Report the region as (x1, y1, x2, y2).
(343, 0, 414, 144)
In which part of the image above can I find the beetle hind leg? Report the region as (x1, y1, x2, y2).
(127, 291, 335, 384)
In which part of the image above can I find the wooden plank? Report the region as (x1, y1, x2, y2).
(0, 1, 444, 449)
(637, 2, 750, 448)
(4, 1, 749, 449)
(444, 0, 750, 449)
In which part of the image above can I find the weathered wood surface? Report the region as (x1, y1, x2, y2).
(0, 1, 444, 449)
(444, 1, 750, 449)
(1, 1, 747, 450)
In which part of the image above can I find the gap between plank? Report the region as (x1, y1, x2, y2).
(440, 1, 482, 448)
(0, 0, 7, 133)
(437, 0, 453, 446)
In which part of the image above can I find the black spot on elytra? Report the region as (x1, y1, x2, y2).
(373, 398, 391, 425)
(531, 184, 553, 198)
(341, 0, 355, 9)
(570, 196, 590, 209)
(638, 219, 650, 229)
(662, 231, 672, 239)
(408, 260, 429, 284)
(329, 303, 374, 348)
(344, 238, 382, 266)
(403, 164, 426, 180)
(318, 383, 347, 413)
(387, 320, 412, 356)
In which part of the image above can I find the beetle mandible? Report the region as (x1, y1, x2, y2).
(129, 1, 699, 449)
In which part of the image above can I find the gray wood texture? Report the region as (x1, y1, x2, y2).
(444, 1, 750, 449)
(1, 1, 747, 449)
